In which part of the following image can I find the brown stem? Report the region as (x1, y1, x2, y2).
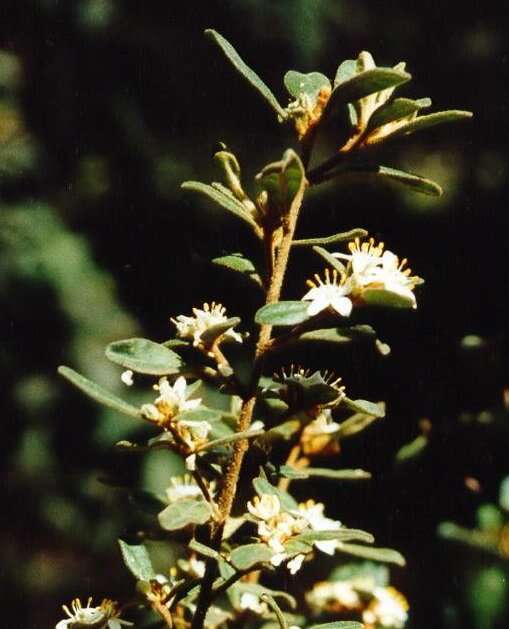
(191, 179, 308, 629)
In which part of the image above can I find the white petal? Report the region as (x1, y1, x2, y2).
(331, 296, 352, 317)
(185, 454, 197, 471)
(173, 376, 188, 399)
(121, 370, 134, 386)
(314, 539, 337, 555)
(287, 553, 305, 574)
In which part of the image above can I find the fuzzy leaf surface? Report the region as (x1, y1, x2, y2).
(118, 540, 156, 581)
(284, 70, 331, 98)
(105, 338, 182, 375)
(230, 543, 273, 570)
(255, 301, 310, 326)
(158, 500, 212, 531)
(205, 29, 286, 119)
(58, 366, 141, 418)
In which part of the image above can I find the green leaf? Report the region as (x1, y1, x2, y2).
(181, 181, 261, 234)
(367, 97, 427, 132)
(236, 583, 296, 610)
(343, 397, 385, 418)
(328, 67, 411, 118)
(263, 420, 301, 442)
(118, 540, 156, 581)
(212, 253, 263, 288)
(296, 528, 374, 544)
(230, 543, 273, 570)
(337, 411, 381, 438)
(197, 427, 265, 452)
(337, 543, 406, 566)
(177, 408, 222, 423)
(283, 538, 313, 557)
(205, 29, 286, 119)
(58, 366, 141, 418)
(395, 434, 428, 463)
(362, 286, 417, 308)
(312, 245, 347, 273)
(292, 228, 368, 247)
(256, 149, 306, 217)
(105, 338, 182, 375)
(260, 593, 288, 629)
(253, 477, 298, 510)
(305, 467, 371, 481)
(189, 539, 221, 560)
(382, 109, 473, 142)
(279, 465, 309, 480)
(325, 164, 442, 197)
(200, 317, 241, 346)
(308, 622, 364, 629)
(297, 325, 376, 345)
(255, 301, 310, 326)
(284, 70, 330, 99)
(158, 500, 212, 531)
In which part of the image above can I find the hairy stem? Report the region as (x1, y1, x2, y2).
(191, 178, 308, 629)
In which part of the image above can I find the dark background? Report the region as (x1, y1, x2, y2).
(1, 1, 508, 627)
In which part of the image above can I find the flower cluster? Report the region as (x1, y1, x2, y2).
(307, 579, 409, 629)
(171, 302, 242, 348)
(56, 598, 132, 629)
(247, 494, 342, 574)
(302, 238, 422, 317)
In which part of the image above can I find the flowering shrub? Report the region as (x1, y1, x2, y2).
(57, 29, 472, 629)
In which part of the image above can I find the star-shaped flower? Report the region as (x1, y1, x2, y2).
(302, 268, 353, 317)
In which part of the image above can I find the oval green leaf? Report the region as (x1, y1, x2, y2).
(58, 366, 141, 418)
(343, 397, 385, 418)
(118, 540, 156, 581)
(337, 543, 406, 566)
(284, 70, 331, 98)
(230, 543, 273, 571)
(255, 301, 310, 326)
(105, 338, 182, 375)
(158, 500, 212, 531)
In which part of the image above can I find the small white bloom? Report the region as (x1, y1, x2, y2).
(287, 553, 306, 574)
(56, 598, 132, 629)
(141, 376, 201, 424)
(373, 250, 421, 308)
(166, 475, 203, 503)
(247, 494, 281, 521)
(296, 500, 341, 555)
(363, 587, 409, 628)
(306, 580, 361, 612)
(239, 592, 269, 615)
(333, 237, 385, 289)
(120, 370, 134, 386)
(172, 302, 242, 347)
(302, 268, 353, 317)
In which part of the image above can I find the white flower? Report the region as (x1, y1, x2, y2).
(301, 409, 341, 455)
(363, 587, 409, 628)
(172, 302, 242, 347)
(306, 580, 361, 612)
(372, 250, 421, 308)
(141, 376, 201, 425)
(120, 370, 134, 386)
(287, 553, 306, 574)
(56, 598, 132, 629)
(247, 494, 281, 521)
(166, 475, 204, 503)
(239, 592, 269, 615)
(333, 237, 385, 289)
(302, 269, 353, 317)
(295, 500, 342, 555)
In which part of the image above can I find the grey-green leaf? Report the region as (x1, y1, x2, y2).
(256, 149, 306, 217)
(337, 543, 406, 566)
(312, 245, 347, 273)
(292, 228, 368, 247)
(304, 467, 371, 480)
(362, 286, 417, 308)
(382, 109, 473, 142)
(205, 29, 287, 119)
(105, 338, 182, 375)
(308, 622, 364, 629)
(182, 181, 261, 234)
(296, 528, 374, 544)
(200, 317, 241, 346)
(343, 397, 385, 418)
(255, 301, 310, 326)
(118, 540, 156, 581)
(189, 539, 221, 560)
(212, 253, 263, 288)
(327, 164, 443, 196)
(284, 70, 331, 98)
(58, 366, 141, 418)
(297, 325, 376, 345)
(253, 477, 298, 510)
(327, 67, 411, 118)
(367, 97, 424, 131)
(158, 500, 212, 531)
(230, 543, 273, 570)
